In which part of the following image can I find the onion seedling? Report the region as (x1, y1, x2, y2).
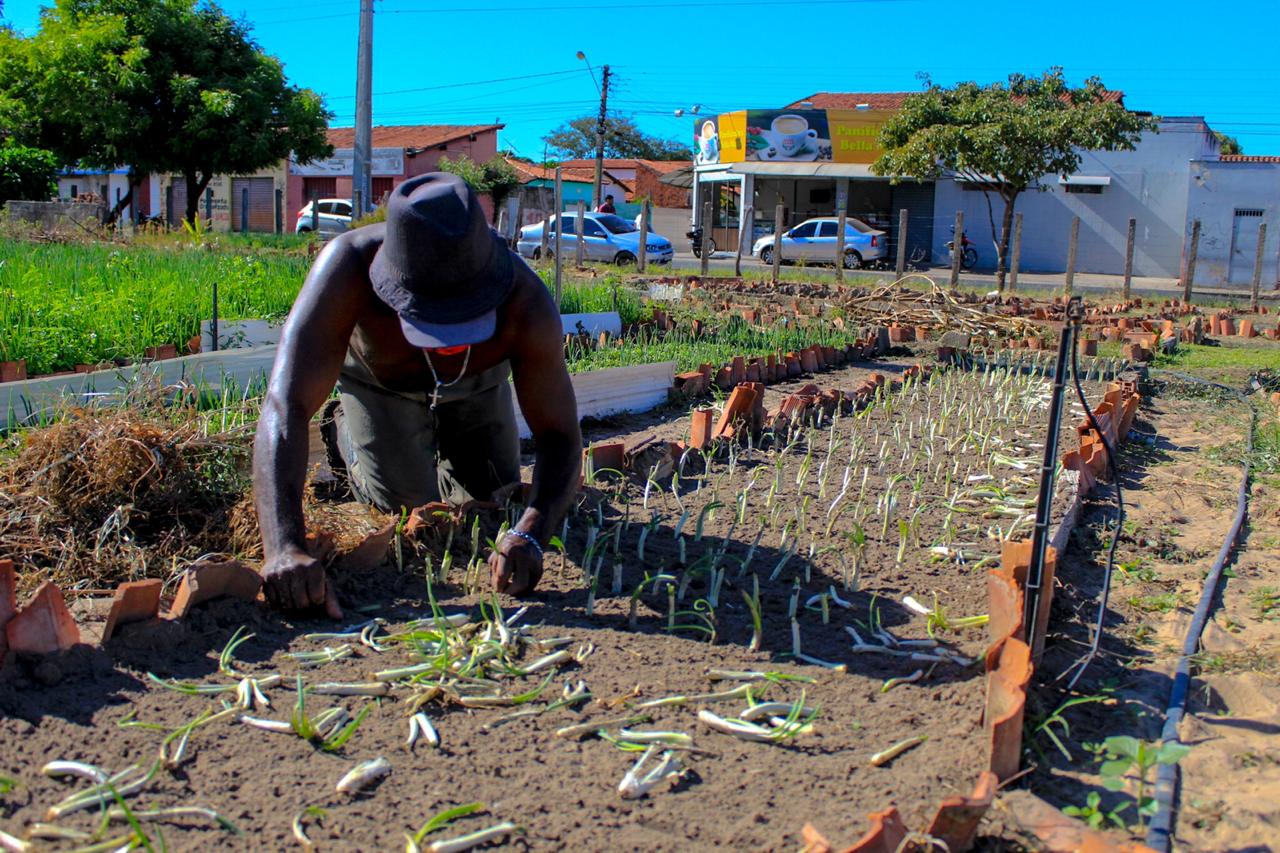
(425, 821, 517, 853)
(217, 626, 254, 677)
(292, 805, 327, 851)
(634, 682, 757, 710)
(406, 803, 486, 852)
(618, 746, 685, 800)
(336, 756, 391, 795)
(869, 735, 927, 766)
(881, 669, 925, 693)
(406, 713, 440, 748)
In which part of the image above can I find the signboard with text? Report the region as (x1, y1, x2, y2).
(694, 109, 892, 166)
(289, 146, 405, 177)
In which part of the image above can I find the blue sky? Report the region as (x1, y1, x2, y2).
(5, 0, 1279, 157)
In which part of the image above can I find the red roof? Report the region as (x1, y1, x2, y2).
(786, 89, 1125, 110)
(326, 124, 503, 149)
(786, 92, 914, 110)
(1220, 154, 1280, 163)
(503, 157, 595, 185)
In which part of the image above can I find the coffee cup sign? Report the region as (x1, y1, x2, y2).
(771, 114, 818, 156)
(697, 120, 720, 164)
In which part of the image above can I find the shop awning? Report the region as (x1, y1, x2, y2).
(658, 166, 695, 188)
(727, 161, 881, 179)
(1058, 175, 1112, 186)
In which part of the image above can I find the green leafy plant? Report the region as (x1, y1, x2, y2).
(1098, 735, 1190, 828)
(1063, 791, 1129, 830)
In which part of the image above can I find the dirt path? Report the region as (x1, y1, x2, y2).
(1032, 384, 1280, 850)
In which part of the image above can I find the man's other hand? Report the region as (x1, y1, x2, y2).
(489, 534, 544, 596)
(262, 547, 343, 618)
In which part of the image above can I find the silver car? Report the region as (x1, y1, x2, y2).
(516, 211, 673, 266)
(753, 217, 886, 269)
(295, 198, 353, 235)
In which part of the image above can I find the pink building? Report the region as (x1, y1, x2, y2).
(286, 123, 504, 222)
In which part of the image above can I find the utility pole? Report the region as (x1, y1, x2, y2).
(592, 65, 610, 210)
(352, 0, 374, 216)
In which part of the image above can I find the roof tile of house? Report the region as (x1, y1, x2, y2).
(325, 124, 503, 150)
(1219, 154, 1280, 163)
(786, 90, 1125, 110)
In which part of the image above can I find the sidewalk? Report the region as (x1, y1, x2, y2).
(666, 253, 1279, 302)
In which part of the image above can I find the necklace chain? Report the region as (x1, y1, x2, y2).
(423, 346, 472, 411)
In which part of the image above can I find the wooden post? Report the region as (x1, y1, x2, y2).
(1122, 217, 1136, 301)
(735, 204, 751, 278)
(700, 201, 712, 277)
(312, 191, 320, 231)
(894, 207, 908, 279)
(1182, 219, 1200, 304)
(1251, 222, 1266, 312)
(638, 200, 649, 272)
(510, 196, 523, 247)
(553, 168, 563, 309)
(575, 200, 586, 268)
(949, 210, 963, 288)
(539, 189, 550, 259)
(772, 203, 784, 284)
(1064, 216, 1080, 296)
(835, 210, 847, 284)
(1009, 213, 1023, 293)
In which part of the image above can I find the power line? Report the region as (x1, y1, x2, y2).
(326, 68, 584, 100)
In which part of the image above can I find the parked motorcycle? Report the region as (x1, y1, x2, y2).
(687, 225, 716, 259)
(945, 227, 978, 271)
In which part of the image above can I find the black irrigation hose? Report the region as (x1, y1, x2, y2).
(1060, 334, 1126, 691)
(1145, 371, 1255, 852)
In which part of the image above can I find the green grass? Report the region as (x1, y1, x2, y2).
(0, 238, 309, 374)
(1153, 341, 1280, 374)
(563, 316, 860, 374)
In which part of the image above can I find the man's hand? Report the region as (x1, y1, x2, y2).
(489, 534, 544, 596)
(262, 547, 343, 618)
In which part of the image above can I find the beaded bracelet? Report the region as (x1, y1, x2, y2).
(503, 529, 544, 559)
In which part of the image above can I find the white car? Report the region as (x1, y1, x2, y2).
(296, 198, 353, 235)
(753, 217, 886, 269)
(516, 211, 673, 266)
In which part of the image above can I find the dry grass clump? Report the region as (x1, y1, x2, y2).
(0, 405, 255, 592)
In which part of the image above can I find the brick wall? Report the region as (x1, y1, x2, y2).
(634, 162, 691, 209)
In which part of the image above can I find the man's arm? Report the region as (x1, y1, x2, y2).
(490, 278, 582, 595)
(253, 235, 371, 612)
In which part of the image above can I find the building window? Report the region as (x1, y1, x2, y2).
(809, 187, 832, 204)
(1234, 208, 1264, 218)
(1065, 184, 1104, 195)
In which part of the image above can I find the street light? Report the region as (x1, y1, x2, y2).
(577, 51, 609, 209)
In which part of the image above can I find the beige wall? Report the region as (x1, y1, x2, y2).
(159, 164, 288, 232)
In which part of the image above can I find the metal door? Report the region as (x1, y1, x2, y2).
(889, 181, 936, 265)
(168, 179, 188, 226)
(231, 177, 275, 233)
(1228, 208, 1265, 285)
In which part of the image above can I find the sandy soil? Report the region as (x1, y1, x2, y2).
(1031, 386, 1280, 851)
(0, 359, 1083, 852)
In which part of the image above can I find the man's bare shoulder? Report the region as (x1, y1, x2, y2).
(505, 256, 558, 325)
(325, 222, 385, 268)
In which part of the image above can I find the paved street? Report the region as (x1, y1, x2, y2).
(662, 252, 1278, 302)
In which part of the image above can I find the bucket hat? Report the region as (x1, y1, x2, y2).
(369, 172, 514, 348)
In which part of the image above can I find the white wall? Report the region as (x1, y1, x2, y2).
(932, 118, 1218, 278)
(1186, 160, 1280, 289)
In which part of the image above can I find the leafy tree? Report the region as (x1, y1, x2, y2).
(544, 115, 689, 161)
(872, 68, 1158, 290)
(6, 0, 331, 225)
(0, 139, 57, 205)
(1214, 132, 1243, 155)
(437, 154, 521, 224)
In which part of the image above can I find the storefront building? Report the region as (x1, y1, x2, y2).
(692, 92, 1280, 288)
(691, 98, 934, 264)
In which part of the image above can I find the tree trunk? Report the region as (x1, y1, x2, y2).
(104, 185, 134, 226)
(182, 171, 213, 228)
(995, 192, 1018, 292)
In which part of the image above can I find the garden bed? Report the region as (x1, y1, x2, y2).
(0, 359, 1092, 850)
